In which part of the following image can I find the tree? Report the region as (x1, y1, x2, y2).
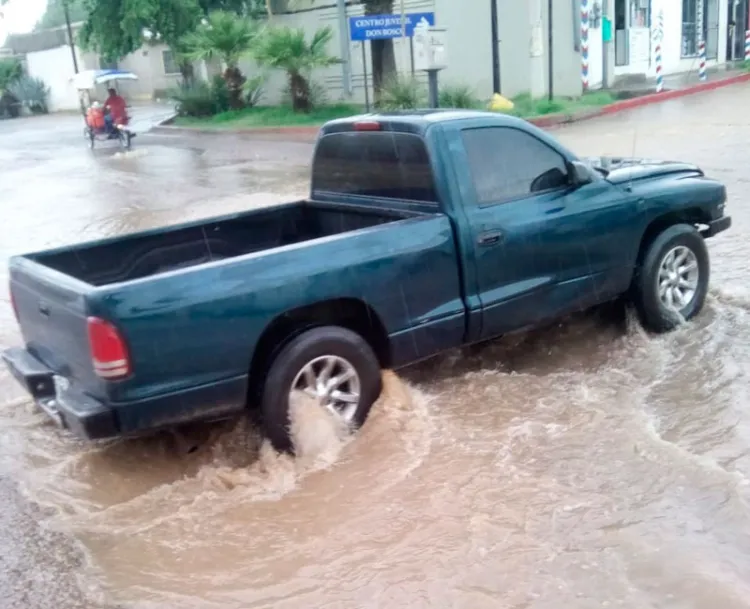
(255, 25, 338, 112)
(35, 0, 87, 31)
(0, 57, 23, 92)
(78, 0, 204, 63)
(181, 10, 261, 108)
(363, 0, 396, 100)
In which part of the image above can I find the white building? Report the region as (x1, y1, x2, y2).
(2, 0, 743, 112)
(612, 0, 745, 80)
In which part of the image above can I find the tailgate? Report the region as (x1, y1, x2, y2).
(9, 258, 100, 396)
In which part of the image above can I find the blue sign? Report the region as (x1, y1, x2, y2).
(348, 12, 435, 42)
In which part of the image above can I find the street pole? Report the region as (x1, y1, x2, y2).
(490, 0, 501, 93)
(400, 0, 409, 76)
(63, 0, 79, 74)
(529, 0, 545, 98)
(336, 0, 352, 96)
(427, 69, 439, 107)
(547, 0, 553, 100)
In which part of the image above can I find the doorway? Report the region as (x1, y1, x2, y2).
(727, 0, 749, 61)
(614, 0, 651, 71)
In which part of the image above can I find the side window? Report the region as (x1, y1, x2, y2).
(461, 127, 569, 204)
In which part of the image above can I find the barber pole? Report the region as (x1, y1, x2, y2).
(697, 0, 707, 80)
(654, 9, 664, 92)
(699, 40, 707, 80)
(745, 29, 750, 61)
(581, 0, 590, 91)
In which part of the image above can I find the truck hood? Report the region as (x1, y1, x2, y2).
(582, 156, 704, 185)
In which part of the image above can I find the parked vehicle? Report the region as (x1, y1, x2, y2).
(3, 110, 731, 453)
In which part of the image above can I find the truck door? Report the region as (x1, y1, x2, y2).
(449, 124, 636, 341)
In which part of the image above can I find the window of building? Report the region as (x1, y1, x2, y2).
(681, 0, 703, 57)
(162, 50, 181, 75)
(461, 127, 569, 205)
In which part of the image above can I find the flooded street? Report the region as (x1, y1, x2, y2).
(1, 88, 749, 608)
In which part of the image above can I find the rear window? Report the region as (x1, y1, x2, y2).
(311, 132, 438, 203)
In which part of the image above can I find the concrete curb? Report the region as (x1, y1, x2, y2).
(150, 71, 750, 138)
(530, 70, 750, 129)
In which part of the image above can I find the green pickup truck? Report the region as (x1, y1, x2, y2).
(3, 110, 731, 452)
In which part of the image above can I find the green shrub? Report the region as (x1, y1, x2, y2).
(243, 73, 266, 107)
(378, 77, 425, 110)
(439, 84, 479, 109)
(280, 78, 328, 109)
(0, 58, 23, 92)
(170, 75, 231, 117)
(0, 91, 21, 119)
(210, 74, 231, 113)
(9, 76, 50, 114)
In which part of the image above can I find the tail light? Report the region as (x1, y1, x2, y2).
(87, 317, 130, 380)
(354, 120, 381, 131)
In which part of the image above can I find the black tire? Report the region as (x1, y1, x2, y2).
(261, 326, 382, 454)
(633, 223, 710, 332)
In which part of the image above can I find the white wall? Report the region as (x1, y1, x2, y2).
(25, 46, 83, 111)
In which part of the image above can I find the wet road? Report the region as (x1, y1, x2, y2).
(0, 87, 748, 608)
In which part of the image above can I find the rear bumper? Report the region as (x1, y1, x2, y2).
(702, 215, 731, 238)
(2, 347, 249, 441)
(2, 347, 118, 440)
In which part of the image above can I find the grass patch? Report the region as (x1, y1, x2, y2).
(506, 90, 616, 118)
(173, 103, 362, 128)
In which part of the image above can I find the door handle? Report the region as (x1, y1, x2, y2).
(477, 231, 504, 246)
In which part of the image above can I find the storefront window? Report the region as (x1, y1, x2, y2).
(682, 0, 702, 57)
(629, 0, 650, 27)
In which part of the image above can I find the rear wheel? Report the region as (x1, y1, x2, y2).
(632, 224, 709, 332)
(260, 326, 382, 454)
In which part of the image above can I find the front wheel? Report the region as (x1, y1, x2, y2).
(260, 326, 383, 454)
(633, 223, 710, 332)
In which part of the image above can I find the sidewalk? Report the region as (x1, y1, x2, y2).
(149, 64, 750, 138)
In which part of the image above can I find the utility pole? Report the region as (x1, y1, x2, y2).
(336, 0, 352, 96)
(529, 0, 545, 98)
(490, 0, 501, 93)
(400, 0, 409, 75)
(547, 0, 553, 100)
(63, 0, 79, 73)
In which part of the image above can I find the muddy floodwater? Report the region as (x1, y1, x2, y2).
(1, 89, 750, 608)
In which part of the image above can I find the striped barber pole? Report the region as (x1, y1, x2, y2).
(581, 0, 590, 91)
(745, 29, 750, 61)
(699, 40, 707, 81)
(654, 9, 664, 92)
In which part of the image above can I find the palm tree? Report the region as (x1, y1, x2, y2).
(181, 10, 262, 109)
(255, 26, 339, 112)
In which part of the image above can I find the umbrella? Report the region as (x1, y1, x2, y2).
(72, 69, 139, 90)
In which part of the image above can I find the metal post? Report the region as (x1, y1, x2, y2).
(400, 0, 409, 75)
(427, 69, 439, 107)
(530, 0, 546, 98)
(336, 0, 352, 96)
(63, 1, 79, 73)
(410, 37, 415, 75)
(547, 0, 554, 100)
(602, 0, 610, 88)
(362, 42, 371, 112)
(490, 0, 501, 93)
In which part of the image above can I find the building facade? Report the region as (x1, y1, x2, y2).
(2, 0, 743, 112)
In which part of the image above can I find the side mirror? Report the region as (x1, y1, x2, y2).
(568, 160, 594, 187)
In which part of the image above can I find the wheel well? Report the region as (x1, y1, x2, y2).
(247, 298, 391, 405)
(636, 208, 710, 267)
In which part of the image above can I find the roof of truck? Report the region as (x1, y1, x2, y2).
(320, 109, 525, 135)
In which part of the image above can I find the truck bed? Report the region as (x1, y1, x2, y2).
(28, 200, 413, 286)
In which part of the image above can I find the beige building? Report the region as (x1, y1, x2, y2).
(3, 0, 738, 112)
